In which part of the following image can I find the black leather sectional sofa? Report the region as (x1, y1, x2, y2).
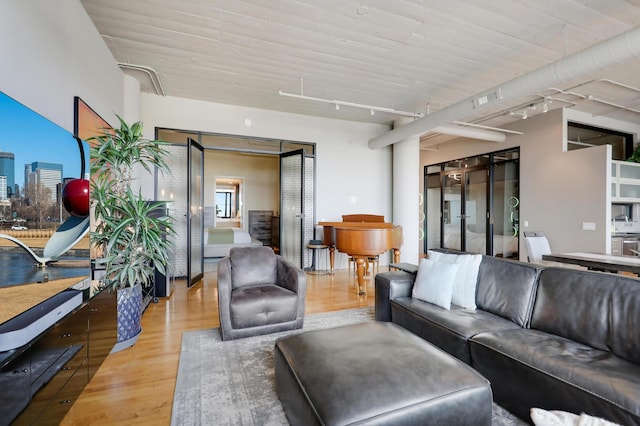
(375, 253, 640, 425)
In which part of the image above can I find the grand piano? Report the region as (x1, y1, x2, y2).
(317, 220, 403, 295)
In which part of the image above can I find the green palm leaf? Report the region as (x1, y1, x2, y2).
(90, 115, 175, 289)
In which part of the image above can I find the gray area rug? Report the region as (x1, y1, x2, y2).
(171, 307, 528, 425)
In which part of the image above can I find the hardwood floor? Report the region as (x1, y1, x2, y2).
(61, 268, 376, 425)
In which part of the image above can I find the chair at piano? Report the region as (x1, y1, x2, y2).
(342, 214, 385, 277)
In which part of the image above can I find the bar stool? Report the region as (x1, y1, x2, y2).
(306, 241, 329, 275)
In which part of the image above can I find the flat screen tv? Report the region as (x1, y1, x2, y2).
(0, 92, 90, 288)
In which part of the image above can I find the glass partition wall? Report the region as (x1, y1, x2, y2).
(155, 128, 316, 273)
(425, 148, 519, 258)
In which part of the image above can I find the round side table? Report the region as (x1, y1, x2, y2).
(306, 243, 329, 275)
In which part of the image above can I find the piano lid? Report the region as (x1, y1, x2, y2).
(317, 221, 394, 228)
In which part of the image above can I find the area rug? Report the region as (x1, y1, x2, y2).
(171, 307, 528, 426)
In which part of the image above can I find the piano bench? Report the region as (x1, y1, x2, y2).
(275, 321, 492, 426)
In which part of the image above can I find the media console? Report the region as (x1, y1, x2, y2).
(0, 281, 116, 424)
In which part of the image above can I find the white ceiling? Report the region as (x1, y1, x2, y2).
(80, 0, 640, 148)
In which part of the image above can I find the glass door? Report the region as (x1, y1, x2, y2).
(280, 150, 313, 268)
(425, 148, 519, 258)
(442, 166, 489, 253)
(464, 167, 489, 254)
(492, 161, 520, 258)
(187, 138, 204, 287)
(425, 172, 442, 252)
(442, 171, 463, 250)
(156, 144, 187, 278)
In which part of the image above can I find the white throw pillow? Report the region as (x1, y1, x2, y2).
(530, 408, 621, 426)
(427, 252, 481, 309)
(451, 254, 482, 309)
(412, 258, 459, 310)
(426, 249, 442, 262)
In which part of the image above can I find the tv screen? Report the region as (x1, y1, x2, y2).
(0, 92, 90, 288)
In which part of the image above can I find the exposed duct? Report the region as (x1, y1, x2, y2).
(369, 26, 640, 150)
(117, 63, 166, 96)
(432, 126, 506, 143)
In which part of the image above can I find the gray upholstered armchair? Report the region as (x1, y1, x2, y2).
(217, 246, 306, 341)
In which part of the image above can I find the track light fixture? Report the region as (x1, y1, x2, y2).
(278, 77, 424, 118)
(507, 97, 551, 120)
(280, 89, 423, 118)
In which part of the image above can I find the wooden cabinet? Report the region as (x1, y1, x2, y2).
(88, 287, 117, 380)
(1, 284, 116, 425)
(25, 304, 89, 424)
(271, 215, 280, 252)
(249, 210, 273, 246)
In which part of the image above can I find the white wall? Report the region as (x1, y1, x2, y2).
(0, 0, 123, 133)
(516, 111, 609, 255)
(421, 108, 640, 261)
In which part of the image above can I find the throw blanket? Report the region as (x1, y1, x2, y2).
(207, 228, 235, 244)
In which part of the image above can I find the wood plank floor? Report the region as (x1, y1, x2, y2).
(61, 268, 377, 425)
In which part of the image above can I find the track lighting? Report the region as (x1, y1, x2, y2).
(508, 98, 552, 120)
(278, 77, 424, 118)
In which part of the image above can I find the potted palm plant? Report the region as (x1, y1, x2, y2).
(90, 115, 174, 352)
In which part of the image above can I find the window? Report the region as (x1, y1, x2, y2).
(567, 122, 633, 160)
(215, 191, 232, 218)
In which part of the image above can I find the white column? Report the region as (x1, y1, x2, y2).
(123, 74, 141, 123)
(123, 75, 155, 198)
(392, 118, 420, 264)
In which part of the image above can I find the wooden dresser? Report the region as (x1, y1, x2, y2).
(248, 210, 273, 246)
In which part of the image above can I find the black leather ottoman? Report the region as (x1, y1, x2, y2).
(275, 321, 492, 426)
